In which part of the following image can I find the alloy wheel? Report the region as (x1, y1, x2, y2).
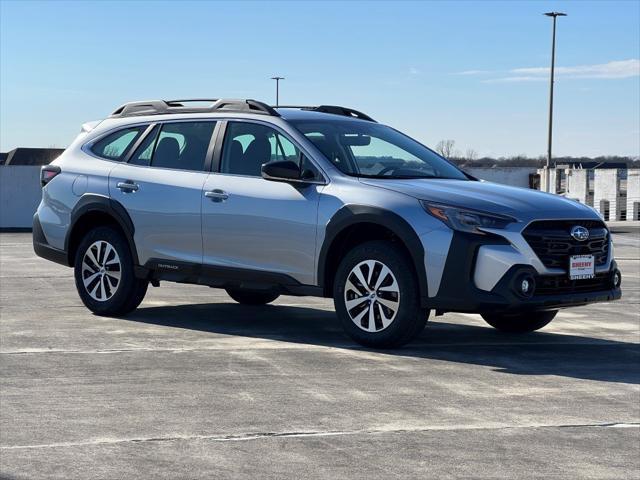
(81, 240, 121, 302)
(344, 259, 400, 332)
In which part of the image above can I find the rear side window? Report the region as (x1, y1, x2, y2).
(129, 125, 159, 166)
(129, 122, 216, 171)
(91, 126, 145, 161)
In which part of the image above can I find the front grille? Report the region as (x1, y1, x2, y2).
(522, 220, 609, 269)
(535, 272, 612, 296)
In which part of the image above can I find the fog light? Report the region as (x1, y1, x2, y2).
(514, 274, 535, 298)
(613, 270, 622, 288)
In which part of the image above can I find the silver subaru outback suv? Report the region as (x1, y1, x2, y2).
(33, 99, 622, 348)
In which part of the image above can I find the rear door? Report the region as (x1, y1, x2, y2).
(109, 120, 218, 266)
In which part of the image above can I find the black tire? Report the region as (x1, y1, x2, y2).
(226, 288, 279, 305)
(333, 240, 428, 349)
(481, 310, 557, 333)
(74, 226, 148, 316)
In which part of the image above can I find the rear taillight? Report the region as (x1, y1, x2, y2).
(41, 165, 61, 187)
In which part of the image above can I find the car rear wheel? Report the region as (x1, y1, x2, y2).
(74, 226, 148, 316)
(333, 240, 428, 348)
(481, 310, 557, 333)
(226, 288, 279, 305)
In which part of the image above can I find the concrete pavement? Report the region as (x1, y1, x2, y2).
(1, 232, 638, 479)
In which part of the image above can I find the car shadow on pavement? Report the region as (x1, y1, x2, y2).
(125, 302, 640, 385)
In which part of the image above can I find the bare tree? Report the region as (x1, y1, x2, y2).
(465, 148, 478, 161)
(435, 139, 456, 158)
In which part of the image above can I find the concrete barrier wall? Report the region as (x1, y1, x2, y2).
(627, 169, 640, 221)
(537, 168, 559, 193)
(0, 166, 41, 229)
(565, 169, 592, 206)
(548, 168, 559, 193)
(593, 170, 621, 221)
(466, 167, 536, 188)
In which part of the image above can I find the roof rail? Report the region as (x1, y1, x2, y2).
(275, 105, 376, 122)
(110, 99, 280, 118)
(165, 99, 219, 106)
(212, 99, 279, 116)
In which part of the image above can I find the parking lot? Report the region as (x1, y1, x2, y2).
(1, 230, 638, 479)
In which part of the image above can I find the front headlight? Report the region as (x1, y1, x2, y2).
(420, 201, 516, 234)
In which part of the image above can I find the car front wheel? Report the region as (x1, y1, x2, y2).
(333, 240, 428, 348)
(481, 310, 557, 333)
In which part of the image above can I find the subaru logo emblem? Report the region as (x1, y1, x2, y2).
(570, 226, 590, 241)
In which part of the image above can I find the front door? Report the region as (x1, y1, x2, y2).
(201, 121, 323, 286)
(109, 121, 217, 266)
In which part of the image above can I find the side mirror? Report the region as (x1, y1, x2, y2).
(261, 160, 302, 182)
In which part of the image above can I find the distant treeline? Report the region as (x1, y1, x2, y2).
(449, 156, 640, 169)
(432, 140, 639, 169)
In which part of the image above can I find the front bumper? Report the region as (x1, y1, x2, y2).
(428, 231, 621, 314)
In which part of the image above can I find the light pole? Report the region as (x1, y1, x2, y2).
(543, 11, 566, 192)
(271, 76, 285, 106)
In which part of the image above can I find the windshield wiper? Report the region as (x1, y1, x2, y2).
(358, 174, 437, 179)
(388, 174, 438, 179)
(357, 173, 467, 180)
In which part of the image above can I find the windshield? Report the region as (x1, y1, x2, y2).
(289, 119, 468, 180)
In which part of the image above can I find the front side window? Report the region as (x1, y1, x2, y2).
(221, 122, 319, 179)
(129, 122, 216, 171)
(91, 126, 145, 161)
(290, 120, 468, 180)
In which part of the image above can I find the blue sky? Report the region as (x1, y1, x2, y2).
(1, 0, 639, 157)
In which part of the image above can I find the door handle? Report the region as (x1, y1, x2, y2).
(116, 181, 139, 192)
(205, 189, 229, 202)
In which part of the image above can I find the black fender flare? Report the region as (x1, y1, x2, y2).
(65, 194, 139, 265)
(317, 205, 428, 302)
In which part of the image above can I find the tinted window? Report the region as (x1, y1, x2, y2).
(138, 122, 215, 171)
(91, 126, 145, 161)
(290, 120, 467, 180)
(129, 125, 159, 166)
(221, 122, 319, 179)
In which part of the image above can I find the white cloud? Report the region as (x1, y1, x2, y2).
(512, 59, 639, 79)
(472, 59, 639, 83)
(409, 67, 420, 75)
(455, 69, 491, 75)
(482, 76, 547, 84)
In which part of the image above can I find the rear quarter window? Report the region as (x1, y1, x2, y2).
(90, 126, 146, 161)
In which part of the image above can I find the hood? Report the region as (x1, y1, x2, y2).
(360, 178, 600, 219)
